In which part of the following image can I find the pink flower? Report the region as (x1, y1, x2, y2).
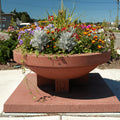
(86, 25, 91, 29)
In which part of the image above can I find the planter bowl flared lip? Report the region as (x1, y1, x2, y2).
(13, 49, 111, 68)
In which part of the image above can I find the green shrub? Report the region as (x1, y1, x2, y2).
(0, 31, 18, 64)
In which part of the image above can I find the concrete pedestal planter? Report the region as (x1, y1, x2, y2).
(13, 49, 111, 92)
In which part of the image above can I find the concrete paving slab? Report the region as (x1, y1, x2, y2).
(0, 116, 60, 120)
(0, 67, 120, 118)
(62, 116, 120, 120)
(0, 32, 9, 40)
(114, 33, 120, 49)
(0, 69, 30, 113)
(0, 118, 24, 120)
(62, 113, 120, 117)
(4, 73, 120, 113)
(24, 116, 60, 120)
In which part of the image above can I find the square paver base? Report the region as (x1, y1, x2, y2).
(4, 73, 120, 113)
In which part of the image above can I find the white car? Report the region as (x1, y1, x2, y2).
(19, 23, 31, 28)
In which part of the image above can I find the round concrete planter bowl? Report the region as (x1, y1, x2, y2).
(13, 49, 111, 93)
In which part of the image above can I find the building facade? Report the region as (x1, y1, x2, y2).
(0, 13, 14, 30)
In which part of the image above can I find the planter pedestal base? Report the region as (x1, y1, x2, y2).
(4, 73, 120, 113)
(37, 74, 88, 93)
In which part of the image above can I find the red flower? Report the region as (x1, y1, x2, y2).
(74, 24, 78, 28)
(48, 15, 54, 21)
(68, 25, 70, 28)
(55, 28, 60, 33)
(67, 30, 71, 32)
(61, 27, 66, 31)
(41, 26, 44, 30)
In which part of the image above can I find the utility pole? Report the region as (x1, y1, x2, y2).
(0, 0, 2, 31)
(117, 0, 119, 27)
(61, 0, 64, 10)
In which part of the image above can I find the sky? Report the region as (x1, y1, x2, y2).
(1, 0, 118, 23)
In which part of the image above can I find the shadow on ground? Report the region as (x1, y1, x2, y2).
(37, 73, 119, 100)
(104, 78, 120, 101)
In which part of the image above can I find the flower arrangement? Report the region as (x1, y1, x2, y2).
(17, 10, 115, 56)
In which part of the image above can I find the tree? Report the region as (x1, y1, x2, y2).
(10, 10, 34, 23)
(102, 19, 107, 27)
(21, 14, 27, 23)
(114, 16, 119, 27)
(10, 17, 16, 27)
(116, 0, 119, 27)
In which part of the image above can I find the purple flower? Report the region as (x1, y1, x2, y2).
(19, 39, 23, 45)
(47, 24, 54, 29)
(25, 29, 29, 33)
(30, 41, 32, 45)
(30, 30, 34, 35)
(35, 26, 41, 30)
(18, 35, 21, 40)
(34, 22, 38, 26)
(19, 31, 25, 34)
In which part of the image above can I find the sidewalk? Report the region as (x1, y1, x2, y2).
(0, 68, 120, 120)
(0, 32, 9, 40)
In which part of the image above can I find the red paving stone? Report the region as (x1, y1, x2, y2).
(4, 73, 120, 113)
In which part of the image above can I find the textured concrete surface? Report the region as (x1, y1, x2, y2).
(4, 73, 120, 113)
(0, 116, 60, 120)
(62, 116, 120, 120)
(114, 32, 120, 49)
(0, 69, 30, 113)
(0, 68, 120, 120)
(0, 32, 9, 40)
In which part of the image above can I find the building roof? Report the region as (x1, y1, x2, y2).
(1, 13, 15, 16)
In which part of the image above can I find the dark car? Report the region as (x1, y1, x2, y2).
(118, 25, 120, 30)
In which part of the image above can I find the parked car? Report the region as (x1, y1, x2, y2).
(18, 23, 31, 29)
(118, 25, 120, 30)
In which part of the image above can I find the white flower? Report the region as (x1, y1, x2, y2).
(98, 29, 104, 33)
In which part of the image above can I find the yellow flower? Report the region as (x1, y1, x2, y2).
(51, 31, 54, 34)
(47, 30, 50, 34)
(89, 31, 92, 33)
(98, 39, 102, 42)
(92, 40, 95, 44)
(98, 45, 102, 49)
(98, 26, 101, 29)
(86, 28, 89, 31)
(102, 41, 105, 44)
(88, 34, 91, 37)
(47, 45, 49, 48)
(93, 35, 98, 39)
(83, 32, 87, 35)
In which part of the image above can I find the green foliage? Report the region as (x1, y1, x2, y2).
(51, 5, 81, 29)
(102, 19, 107, 27)
(0, 31, 18, 64)
(21, 14, 27, 23)
(114, 16, 119, 27)
(10, 17, 16, 27)
(11, 9, 33, 23)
